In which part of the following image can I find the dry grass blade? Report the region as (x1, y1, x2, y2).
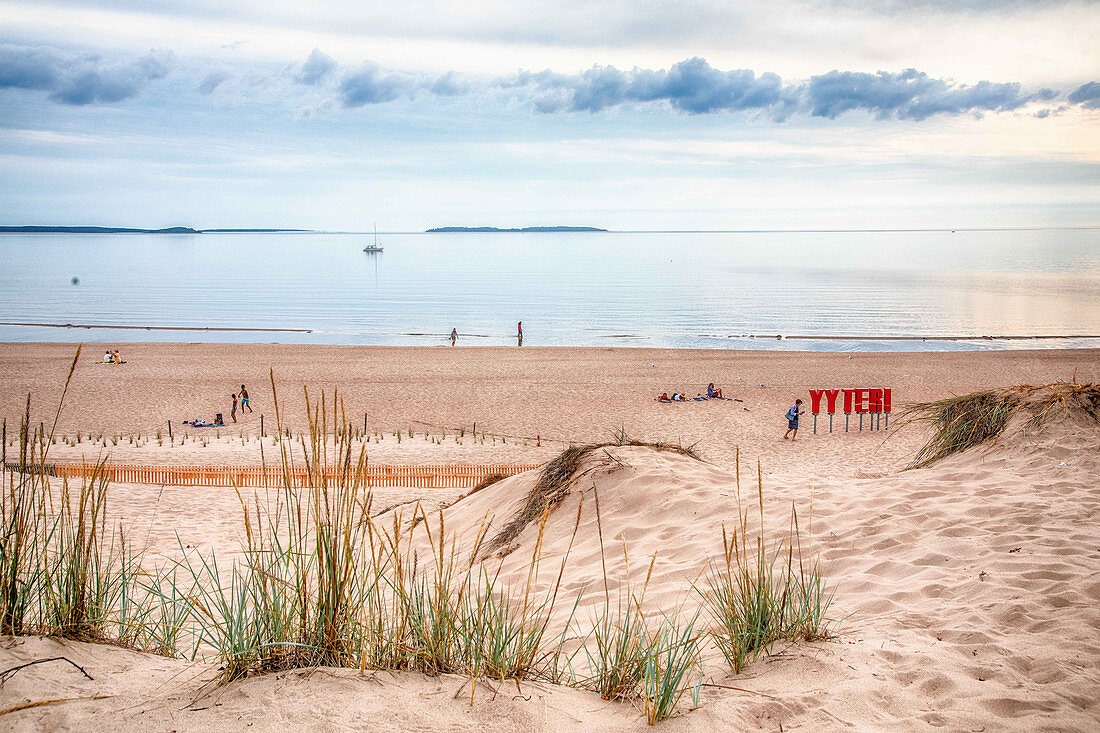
(484, 437, 700, 557)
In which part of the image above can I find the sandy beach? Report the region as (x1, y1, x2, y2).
(2, 343, 1099, 730)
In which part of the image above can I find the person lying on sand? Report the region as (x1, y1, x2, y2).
(185, 418, 214, 427)
(672, 392, 686, 402)
(657, 392, 672, 403)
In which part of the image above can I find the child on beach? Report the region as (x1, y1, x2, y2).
(231, 394, 238, 423)
(518, 321, 523, 346)
(451, 328, 458, 346)
(239, 385, 252, 413)
(784, 399, 804, 440)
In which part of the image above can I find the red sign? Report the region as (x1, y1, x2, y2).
(809, 388, 891, 414)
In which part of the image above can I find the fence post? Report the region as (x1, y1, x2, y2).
(845, 412, 850, 432)
(168, 420, 172, 440)
(261, 415, 264, 437)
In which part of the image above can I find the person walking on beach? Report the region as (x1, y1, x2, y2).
(231, 393, 238, 423)
(517, 321, 523, 346)
(784, 399, 804, 440)
(451, 328, 458, 347)
(239, 384, 252, 413)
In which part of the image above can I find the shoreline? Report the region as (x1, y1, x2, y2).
(1, 323, 1097, 343)
(0, 321, 313, 333)
(5, 340, 1100, 352)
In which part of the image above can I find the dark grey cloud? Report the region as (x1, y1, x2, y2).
(0, 44, 172, 105)
(295, 47, 336, 85)
(429, 70, 466, 96)
(1067, 81, 1100, 109)
(198, 68, 230, 94)
(801, 69, 1056, 120)
(513, 58, 781, 114)
(0, 46, 59, 89)
(504, 60, 1071, 121)
(338, 62, 417, 106)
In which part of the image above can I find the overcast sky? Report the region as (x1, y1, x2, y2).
(1, 0, 1098, 230)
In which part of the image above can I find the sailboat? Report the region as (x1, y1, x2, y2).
(363, 223, 384, 252)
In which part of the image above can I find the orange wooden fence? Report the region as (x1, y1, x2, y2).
(2, 462, 541, 488)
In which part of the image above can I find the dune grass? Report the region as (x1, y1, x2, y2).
(699, 453, 833, 674)
(902, 381, 1100, 468)
(1, 354, 835, 725)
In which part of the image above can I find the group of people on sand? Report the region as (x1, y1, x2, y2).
(655, 385, 806, 442)
(182, 384, 253, 428)
(657, 383, 725, 402)
(101, 349, 123, 364)
(229, 384, 251, 423)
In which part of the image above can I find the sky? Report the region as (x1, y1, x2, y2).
(0, 0, 1098, 230)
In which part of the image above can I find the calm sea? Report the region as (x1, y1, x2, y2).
(1, 229, 1098, 351)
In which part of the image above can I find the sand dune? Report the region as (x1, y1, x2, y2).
(2, 345, 1099, 730)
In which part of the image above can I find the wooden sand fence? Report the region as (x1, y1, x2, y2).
(2, 462, 541, 489)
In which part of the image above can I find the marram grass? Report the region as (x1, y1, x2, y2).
(902, 381, 1100, 468)
(0, 353, 835, 725)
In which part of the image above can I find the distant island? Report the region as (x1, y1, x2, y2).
(426, 226, 608, 233)
(0, 226, 310, 234)
(0, 226, 201, 234)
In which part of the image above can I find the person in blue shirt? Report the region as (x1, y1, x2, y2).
(784, 399, 804, 440)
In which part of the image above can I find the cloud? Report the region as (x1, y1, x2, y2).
(0, 46, 59, 89)
(295, 47, 336, 85)
(800, 69, 1056, 120)
(0, 44, 173, 105)
(198, 68, 230, 94)
(505, 59, 1065, 121)
(429, 70, 465, 96)
(338, 62, 417, 106)
(1067, 81, 1100, 109)
(514, 58, 782, 114)
(2, 40, 1085, 124)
